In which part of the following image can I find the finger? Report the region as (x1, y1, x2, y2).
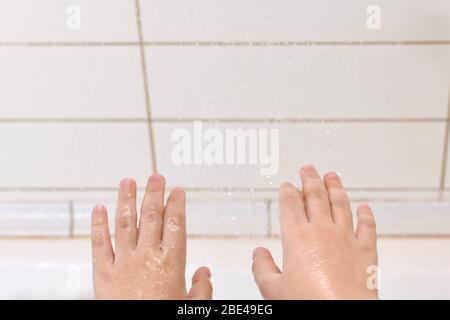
(279, 182, 307, 249)
(137, 174, 165, 251)
(188, 267, 213, 300)
(356, 204, 377, 247)
(114, 178, 138, 255)
(323, 172, 353, 231)
(300, 165, 333, 223)
(252, 247, 281, 298)
(162, 187, 187, 266)
(91, 205, 114, 267)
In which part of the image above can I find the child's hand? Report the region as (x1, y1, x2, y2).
(91, 174, 213, 300)
(252, 165, 379, 300)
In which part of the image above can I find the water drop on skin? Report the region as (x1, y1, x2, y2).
(168, 219, 180, 232)
(145, 206, 158, 225)
(122, 206, 132, 230)
(96, 230, 107, 245)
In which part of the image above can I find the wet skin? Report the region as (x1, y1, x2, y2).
(91, 174, 212, 300)
(251, 165, 379, 300)
(91, 166, 378, 300)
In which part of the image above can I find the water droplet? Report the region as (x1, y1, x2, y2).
(168, 219, 180, 232)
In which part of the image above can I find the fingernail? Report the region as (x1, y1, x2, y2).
(150, 174, 165, 183)
(120, 178, 135, 189)
(252, 247, 263, 259)
(302, 164, 315, 172)
(325, 172, 339, 180)
(172, 186, 185, 194)
(360, 203, 370, 209)
(92, 205, 105, 224)
(94, 204, 103, 211)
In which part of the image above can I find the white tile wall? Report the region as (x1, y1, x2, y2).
(368, 203, 450, 235)
(0, 191, 115, 203)
(0, 204, 69, 237)
(346, 190, 440, 202)
(0, 0, 138, 42)
(270, 202, 450, 236)
(141, 0, 450, 42)
(0, 47, 146, 119)
(0, 123, 152, 187)
(147, 46, 450, 120)
(73, 199, 268, 237)
(154, 122, 445, 189)
(444, 146, 450, 188)
(73, 203, 115, 237)
(0, 0, 447, 264)
(187, 201, 268, 236)
(0, 199, 447, 237)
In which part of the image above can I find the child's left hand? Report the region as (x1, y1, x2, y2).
(91, 174, 213, 300)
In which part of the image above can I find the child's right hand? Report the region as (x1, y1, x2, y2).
(252, 165, 379, 300)
(91, 174, 213, 300)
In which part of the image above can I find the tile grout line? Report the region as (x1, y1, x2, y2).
(1, 234, 450, 241)
(135, 0, 158, 173)
(0, 40, 450, 47)
(0, 117, 446, 124)
(68, 200, 75, 238)
(0, 197, 444, 205)
(439, 84, 450, 200)
(142, 40, 450, 46)
(266, 199, 272, 237)
(0, 186, 445, 192)
(0, 197, 444, 204)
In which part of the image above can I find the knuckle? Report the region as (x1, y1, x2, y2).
(168, 217, 181, 228)
(117, 211, 135, 229)
(92, 237, 105, 248)
(331, 196, 350, 209)
(305, 187, 327, 200)
(117, 216, 131, 229)
(282, 188, 299, 203)
(95, 267, 113, 281)
(92, 231, 108, 248)
(360, 215, 376, 228)
(141, 206, 162, 224)
(358, 240, 375, 252)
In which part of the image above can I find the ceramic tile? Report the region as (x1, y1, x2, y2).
(0, 47, 146, 118)
(0, 123, 152, 187)
(141, 0, 450, 42)
(147, 46, 450, 119)
(0, 0, 138, 42)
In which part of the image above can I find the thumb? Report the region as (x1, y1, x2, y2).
(187, 266, 213, 300)
(252, 247, 281, 296)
